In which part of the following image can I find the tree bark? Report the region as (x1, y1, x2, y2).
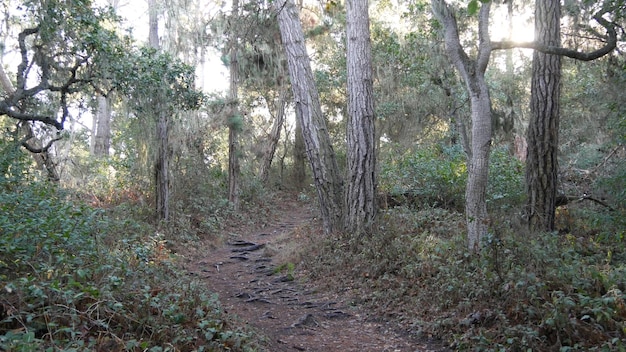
(259, 88, 287, 184)
(148, 0, 170, 222)
(93, 94, 111, 157)
(525, 0, 561, 232)
(488, 2, 617, 231)
(148, 0, 160, 50)
(432, 0, 492, 252)
(274, 0, 343, 233)
(155, 109, 170, 222)
(228, 0, 241, 211)
(344, 0, 376, 235)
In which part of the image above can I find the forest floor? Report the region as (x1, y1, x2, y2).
(179, 193, 449, 352)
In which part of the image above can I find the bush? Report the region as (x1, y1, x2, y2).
(298, 205, 626, 351)
(379, 144, 524, 211)
(379, 144, 467, 210)
(0, 144, 257, 351)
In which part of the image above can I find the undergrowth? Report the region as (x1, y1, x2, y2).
(296, 144, 625, 351)
(299, 206, 626, 351)
(379, 144, 524, 212)
(0, 143, 259, 351)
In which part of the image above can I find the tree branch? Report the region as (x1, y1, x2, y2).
(431, 0, 473, 81)
(0, 101, 64, 130)
(21, 132, 63, 154)
(1, 26, 91, 131)
(492, 7, 618, 61)
(476, 2, 492, 74)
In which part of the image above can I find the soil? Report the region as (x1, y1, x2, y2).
(182, 194, 449, 352)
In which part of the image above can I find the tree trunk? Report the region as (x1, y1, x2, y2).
(274, 0, 344, 233)
(526, 0, 561, 232)
(156, 109, 170, 221)
(344, 0, 376, 235)
(502, 0, 517, 151)
(148, 0, 170, 222)
(228, 0, 241, 211)
(260, 88, 287, 184)
(148, 0, 160, 50)
(432, 0, 493, 252)
(466, 78, 492, 252)
(93, 95, 111, 157)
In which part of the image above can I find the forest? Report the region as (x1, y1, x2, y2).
(0, 0, 625, 350)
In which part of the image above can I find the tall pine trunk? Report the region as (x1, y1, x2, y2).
(274, 0, 343, 233)
(148, 0, 170, 222)
(525, 0, 561, 232)
(227, 0, 241, 211)
(344, 0, 376, 234)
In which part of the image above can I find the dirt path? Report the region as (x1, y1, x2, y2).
(184, 196, 446, 351)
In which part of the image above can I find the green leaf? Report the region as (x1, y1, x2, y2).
(468, 0, 479, 15)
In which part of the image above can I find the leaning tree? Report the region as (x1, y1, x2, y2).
(273, 0, 344, 234)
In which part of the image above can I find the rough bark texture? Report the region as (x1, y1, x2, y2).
(526, 0, 561, 232)
(344, 0, 376, 235)
(432, 0, 492, 252)
(228, 0, 241, 211)
(149, 0, 170, 222)
(259, 88, 287, 184)
(93, 95, 111, 157)
(274, 0, 343, 233)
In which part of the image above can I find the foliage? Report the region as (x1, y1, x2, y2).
(0, 0, 128, 130)
(467, 0, 490, 16)
(0, 148, 257, 351)
(379, 143, 467, 211)
(298, 205, 626, 351)
(116, 47, 205, 114)
(379, 144, 524, 212)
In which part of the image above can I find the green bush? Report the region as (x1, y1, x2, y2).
(0, 144, 257, 351)
(299, 205, 626, 351)
(379, 144, 467, 210)
(379, 144, 524, 211)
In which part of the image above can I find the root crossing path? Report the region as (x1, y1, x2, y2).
(184, 196, 446, 352)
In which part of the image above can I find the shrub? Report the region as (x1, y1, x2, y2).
(0, 144, 257, 351)
(298, 205, 626, 351)
(379, 144, 524, 211)
(379, 144, 467, 210)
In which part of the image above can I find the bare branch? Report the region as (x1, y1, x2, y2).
(0, 102, 64, 130)
(431, 0, 473, 81)
(492, 7, 618, 61)
(1, 26, 92, 131)
(476, 2, 492, 74)
(21, 133, 63, 154)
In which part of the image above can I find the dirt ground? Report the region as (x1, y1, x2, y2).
(182, 194, 449, 352)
